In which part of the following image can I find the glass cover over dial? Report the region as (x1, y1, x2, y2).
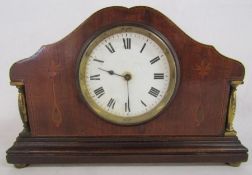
(78, 25, 177, 125)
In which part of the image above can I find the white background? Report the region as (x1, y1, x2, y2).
(0, 0, 251, 174)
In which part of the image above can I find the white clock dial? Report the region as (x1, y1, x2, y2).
(79, 26, 177, 125)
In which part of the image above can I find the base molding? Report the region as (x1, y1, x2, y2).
(6, 134, 248, 166)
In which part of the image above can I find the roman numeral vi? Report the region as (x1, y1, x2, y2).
(107, 98, 116, 109)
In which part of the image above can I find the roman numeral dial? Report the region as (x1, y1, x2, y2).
(90, 74, 100, 80)
(94, 87, 105, 98)
(105, 42, 115, 53)
(148, 87, 160, 98)
(140, 43, 146, 53)
(154, 73, 164, 79)
(150, 56, 160, 64)
(123, 38, 131, 49)
(107, 98, 116, 109)
(80, 26, 176, 124)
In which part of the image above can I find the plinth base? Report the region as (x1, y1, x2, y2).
(6, 133, 248, 167)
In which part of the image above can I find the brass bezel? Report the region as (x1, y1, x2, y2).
(78, 25, 178, 125)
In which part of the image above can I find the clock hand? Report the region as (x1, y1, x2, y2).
(126, 80, 130, 112)
(98, 68, 124, 78)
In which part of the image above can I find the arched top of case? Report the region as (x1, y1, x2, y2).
(10, 6, 244, 83)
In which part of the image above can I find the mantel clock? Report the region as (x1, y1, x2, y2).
(6, 6, 248, 168)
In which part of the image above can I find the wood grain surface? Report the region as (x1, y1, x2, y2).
(10, 6, 245, 137)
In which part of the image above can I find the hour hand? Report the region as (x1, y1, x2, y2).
(98, 68, 124, 78)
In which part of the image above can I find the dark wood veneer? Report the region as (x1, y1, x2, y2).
(9, 6, 244, 137)
(6, 134, 248, 165)
(7, 6, 248, 166)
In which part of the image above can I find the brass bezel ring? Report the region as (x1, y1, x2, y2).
(78, 25, 178, 125)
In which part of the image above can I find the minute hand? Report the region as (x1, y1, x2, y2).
(126, 80, 130, 112)
(98, 68, 124, 78)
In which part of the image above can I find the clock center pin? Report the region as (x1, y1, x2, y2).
(123, 73, 132, 81)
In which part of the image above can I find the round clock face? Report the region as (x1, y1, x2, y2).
(78, 25, 178, 125)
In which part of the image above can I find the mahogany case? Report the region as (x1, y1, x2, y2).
(6, 6, 248, 167)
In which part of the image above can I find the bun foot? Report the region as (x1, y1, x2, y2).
(14, 164, 29, 168)
(226, 162, 241, 167)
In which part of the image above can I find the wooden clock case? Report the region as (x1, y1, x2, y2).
(6, 6, 248, 167)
